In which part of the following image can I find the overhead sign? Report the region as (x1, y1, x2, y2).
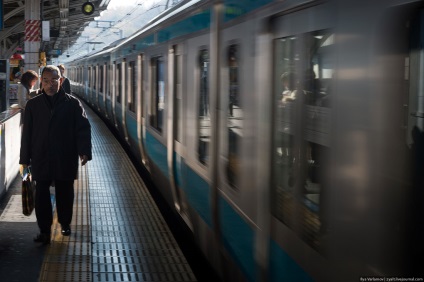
(48, 49, 62, 56)
(42, 21, 50, 41)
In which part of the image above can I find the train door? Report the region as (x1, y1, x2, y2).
(407, 8, 424, 166)
(86, 66, 91, 103)
(183, 31, 215, 252)
(115, 60, 124, 132)
(121, 59, 129, 142)
(375, 3, 424, 274)
(97, 64, 102, 112)
(267, 4, 334, 281)
(167, 43, 192, 226)
(111, 61, 117, 127)
(136, 54, 149, 169)
(91, 65, 96, 107)
(145, 45, 170, 196)
(215, 18, 260, 281)
(404, 6, 424, 275)
(101, 63, 106, 115)
(94, 64, 98, 109)
(105, 62, 112, 120)
(125, 58, 137, 147)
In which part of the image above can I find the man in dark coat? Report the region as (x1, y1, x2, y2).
(57, 64, 71, 94)
(19, 65, 92, 244)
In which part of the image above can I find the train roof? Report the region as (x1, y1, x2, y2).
(120, 0, 204, 46)
(69, 0, 205, 64)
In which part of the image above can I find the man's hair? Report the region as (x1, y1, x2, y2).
(57, 64, 65, 70)
(20, 70, 39, 88)
(42, 65, 62, 78)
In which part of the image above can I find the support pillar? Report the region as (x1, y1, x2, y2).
(24, 0, 41, 73)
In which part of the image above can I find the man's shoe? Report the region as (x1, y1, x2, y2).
(61, 226, 71, 236)
(33, 233, 51, 244)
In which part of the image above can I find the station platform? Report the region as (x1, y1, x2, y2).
(0, 104, 219, 282)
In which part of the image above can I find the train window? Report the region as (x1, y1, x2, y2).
(137, 55, 143, 118)
(99, 65, 103, 93)
(128, 61, 136, 113)
(150, 56, 165, 132)
(107, 64, 111, 97)
(198, 49, 210, 165)
(226, 44, 242, 188)
(88, 67, 91, 87)
(116, 63, 122, 104)
(93, 66, 97, 90)
(175, 52, 183, 142)
(272, 30, 333, 252)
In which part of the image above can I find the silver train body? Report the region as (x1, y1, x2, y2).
(68, 0, 424, 281)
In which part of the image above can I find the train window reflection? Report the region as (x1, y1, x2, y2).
(107, 64, 111, 97)
(99, 65, 104, 93)
(116, 63, 122, 104)
(198, 49, 210, 165)
(151, 56, 165, 133)
(88, 67, 91, 88)
(137, 55, 143, 118)
(272, 30, 333, 252)
(226, 44, 242, 188)
(128, 61, 136, 113)
(93, 66, 97, 90)
(175, 53, 183, 143)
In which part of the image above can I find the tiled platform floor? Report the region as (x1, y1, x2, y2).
(0, 104, 220, 282)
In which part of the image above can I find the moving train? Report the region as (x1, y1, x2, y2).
(67, 0, 424, 281)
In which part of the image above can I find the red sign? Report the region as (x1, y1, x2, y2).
(25, 20, 41, 42)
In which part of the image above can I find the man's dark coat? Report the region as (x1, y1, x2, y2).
(61, 77, 71, 94)
(20, 88, 92, 181)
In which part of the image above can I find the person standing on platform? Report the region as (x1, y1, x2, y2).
(57, 64, 71, 94)
(19, 65, 92, 244)
(17, 70, 39, 110)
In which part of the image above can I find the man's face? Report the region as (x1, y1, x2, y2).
(42, 70, 62, 96)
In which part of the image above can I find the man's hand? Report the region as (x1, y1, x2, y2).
(80, 155, 89, 166)
(19, 164, 28, 177)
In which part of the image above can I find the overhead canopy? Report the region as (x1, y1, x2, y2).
(1, 0, 111, 59)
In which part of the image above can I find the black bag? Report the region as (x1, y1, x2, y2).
(22, 171, 35, 216)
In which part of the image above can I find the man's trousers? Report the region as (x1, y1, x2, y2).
(35, 180, 74, 234)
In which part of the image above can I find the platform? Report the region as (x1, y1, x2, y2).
(0, 104, 216, 282)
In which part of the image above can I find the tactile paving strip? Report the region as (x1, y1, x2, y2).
(39, 106, 197, 282)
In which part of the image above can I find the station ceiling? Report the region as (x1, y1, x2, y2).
(1, 0, 111, 59)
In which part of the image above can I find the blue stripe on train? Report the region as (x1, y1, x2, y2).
(223, 0, 273, 21)
(125, 113, 138, 145)
(145, 131, 169, 176)
(219, 196, 256, 281)
(269, 240, 314, 282)
(144, 131, 311, 282)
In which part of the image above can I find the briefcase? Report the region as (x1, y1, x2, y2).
(22, 171, 35, 216)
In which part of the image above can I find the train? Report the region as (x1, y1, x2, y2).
(66, 0, 424, 281)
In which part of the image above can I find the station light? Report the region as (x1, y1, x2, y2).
(82, 1, 95, 16)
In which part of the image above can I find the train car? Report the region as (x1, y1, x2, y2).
(67, 0, 424, 281)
